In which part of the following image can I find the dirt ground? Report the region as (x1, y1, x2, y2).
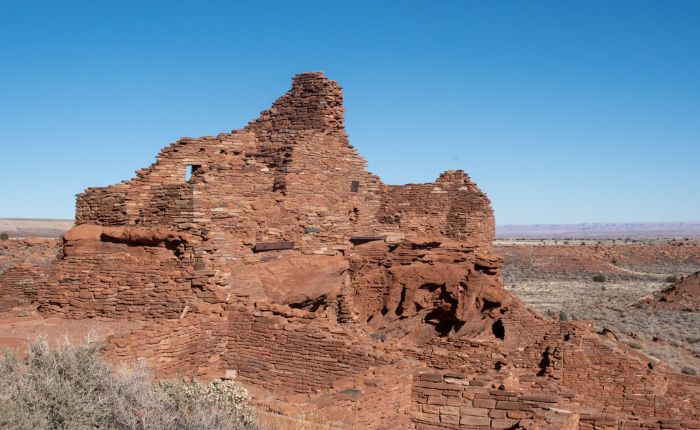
(496, 239, 700, 373)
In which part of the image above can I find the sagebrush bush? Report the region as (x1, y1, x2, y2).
(159, 378, 256, 428)
(0, 338, 257, 430)
(666, 275, 679, 283)
(592, 274, 606, 282)
(0, 232, 8, 240)
(681, 366, 697, 376)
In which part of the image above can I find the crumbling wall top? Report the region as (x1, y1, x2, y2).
(244, 72, 346, 138)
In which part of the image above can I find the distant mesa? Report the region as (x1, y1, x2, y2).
(0, 219, 73, 239)
(496, 221, 700, 240)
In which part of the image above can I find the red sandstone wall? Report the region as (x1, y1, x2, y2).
(411, 371, 576, 429)
(406, 303, 700, 428)
(74, 73, 495, 280)
(61, 72, 499, 323)
(411, 370, 700, 429)
(221, 305, 393, 394)
(105, 314, 227, 379)
(0, 265, 45, 311)
(245, 72, 346, 139)
(38, 226, 217, 319)
(107, 303, 396, 393)
(561, 334, 700, 422)
(380, 171, 495, 251)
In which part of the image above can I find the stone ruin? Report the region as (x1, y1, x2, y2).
(2, 72, 700, 428)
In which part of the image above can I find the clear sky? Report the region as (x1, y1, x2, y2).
(1, 1, 698, 224)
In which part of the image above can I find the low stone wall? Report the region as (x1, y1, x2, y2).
(105, 315, 226, 379)
(222, 305, 394, 394)
(410, 371, 576, 429)
(0, 265, 44, 311)
(106, 303, 396, 393)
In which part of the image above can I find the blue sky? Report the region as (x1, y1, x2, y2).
(1, 1, 698, 224)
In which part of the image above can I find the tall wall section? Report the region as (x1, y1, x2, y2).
(43, 72, 498, 319)
(380, 170, 495, 252)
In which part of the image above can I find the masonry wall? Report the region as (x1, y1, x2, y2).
(407, 304, 700, 429)
(38, 226, 215, 319)
(561, 334, 700, 423)
(107, 303, 395, 393)
(75, 73, 496, 265)
(105, 315, 227, 379)
(221, 304, 394, 394)
(0, 265, 44, 311)
(62, 72, 499, 322)
(410, 371, 576, 429)
(380, 171, 495, 251)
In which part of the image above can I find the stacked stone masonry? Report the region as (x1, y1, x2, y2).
(0, 265, 45, 311)
(3, 72, 698, 429)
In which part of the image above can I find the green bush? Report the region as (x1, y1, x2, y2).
(0, 338, 256, 430)
(0, 232, 8, 240)
(666, 275, 679, 283)
(592, 274, 606, 282)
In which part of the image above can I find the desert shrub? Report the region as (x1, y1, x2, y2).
(0, 232, 8, 240)
(0, 337, 256, 430)
(592, 274, 606, 282)
(681, 366, 697, 376)
(559, 310, 568, 321)
(666, 275, 679, 283)
(159, 379, 255, 428)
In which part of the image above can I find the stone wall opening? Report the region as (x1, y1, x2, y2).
(185, 164, 201, 182)
(492, 318, 505, 340)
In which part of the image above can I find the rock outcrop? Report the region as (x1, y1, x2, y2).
(637, 271, 700, 312)
(3, 72, 699, 428)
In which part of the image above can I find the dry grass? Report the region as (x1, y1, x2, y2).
(254, 398, 338, 430)
(257, 411, 332, 430)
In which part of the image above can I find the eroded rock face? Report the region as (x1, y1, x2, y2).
(348, 239, 507, 343)
(8, 72, 698, 428)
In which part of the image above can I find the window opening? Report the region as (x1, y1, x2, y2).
(185, 164, 201, 182)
